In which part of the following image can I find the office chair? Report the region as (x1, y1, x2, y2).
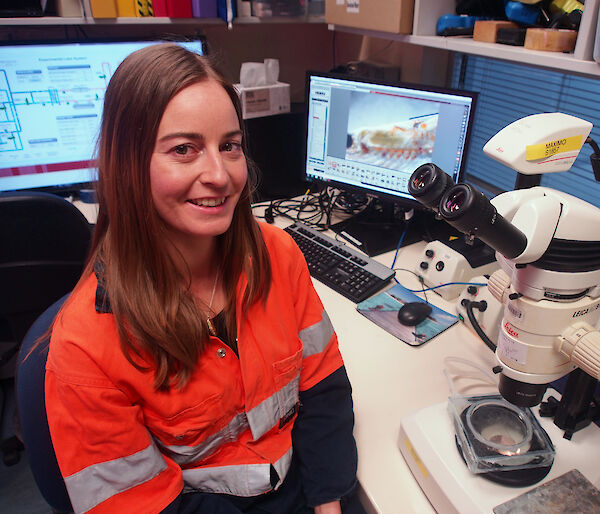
(16, 295, 72, 513)
(0, 191, 92, 466)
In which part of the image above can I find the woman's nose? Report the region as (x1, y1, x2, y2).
(197, 148, 228, 186)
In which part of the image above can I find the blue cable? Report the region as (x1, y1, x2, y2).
(406, 281, 488, 293)
(391, 222, 409, 282)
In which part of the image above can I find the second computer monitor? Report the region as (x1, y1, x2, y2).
(304, 71, 477, 207)
(0, 38, 206, 194)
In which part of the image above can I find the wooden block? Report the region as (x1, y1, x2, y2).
(116, 0, 136, 16)
(56, 0, 84, 16)
(473, 20, 519, 43)
(524, 28, 578, 52)
(90, 0, 118, 17)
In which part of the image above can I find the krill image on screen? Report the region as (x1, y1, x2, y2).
(344, 90, 440, 172)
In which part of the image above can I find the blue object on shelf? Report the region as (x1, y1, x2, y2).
(505, 1, 539, 25)
(436, 14, 485, 36)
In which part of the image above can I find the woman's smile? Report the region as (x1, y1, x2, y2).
(186, 196, 227, 208)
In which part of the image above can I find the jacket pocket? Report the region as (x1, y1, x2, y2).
(144, 393, 225, 446)
(272, 347, 302, 428)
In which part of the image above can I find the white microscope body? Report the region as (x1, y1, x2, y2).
(410, 113, 600, 411)
(487, 187, 600, 402)
(482, 113, 600, 405)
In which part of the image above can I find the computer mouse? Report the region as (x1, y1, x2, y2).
(397, 302, 433, 326)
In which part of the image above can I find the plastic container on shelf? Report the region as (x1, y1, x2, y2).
(251, 0, 306, 17)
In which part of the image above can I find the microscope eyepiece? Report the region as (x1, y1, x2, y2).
(408, 165, 529, 260)
(441, 186, 472, 215)
(439, 184, 528, 259)
(439, 184, 494, 224)
(408, 163, 455, 211)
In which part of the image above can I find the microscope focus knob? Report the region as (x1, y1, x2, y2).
(557, 322, 600, 380)
(487, 269, 512, 305)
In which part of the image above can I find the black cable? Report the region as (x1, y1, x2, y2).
(254, 187, 386, 234)
(586, 137, 600, 182)
(463, 299, 497, 352)
(588, 137, 600, 154)
(259, 191, 331, 229)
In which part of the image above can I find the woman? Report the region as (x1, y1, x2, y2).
(45, 43, 362, 514)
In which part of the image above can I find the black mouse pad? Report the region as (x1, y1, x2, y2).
(357, 283, 458, 346)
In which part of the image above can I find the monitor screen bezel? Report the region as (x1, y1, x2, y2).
(0, 35, 207, 195)
(303, 70, 478, 210)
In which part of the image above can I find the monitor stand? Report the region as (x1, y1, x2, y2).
(329, 201, 425, 257)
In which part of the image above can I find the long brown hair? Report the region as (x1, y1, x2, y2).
(82, 43, 271, 390)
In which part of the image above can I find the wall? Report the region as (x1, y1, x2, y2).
(0, 22, 362, 102)
(0, 23, 451, 102)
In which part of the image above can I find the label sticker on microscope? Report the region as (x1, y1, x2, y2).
(507, 302, 523, 320)
(525, 135, 583, 161)
(498, 324, 528, 365)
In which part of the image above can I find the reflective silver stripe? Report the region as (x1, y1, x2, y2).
(246, 373, 299, 440)
(272, 446, 293, 491)
(182, 447, 293, 496)
(244, 310, 332, 440)
(157, 412, 249, 465)
(65, 443, 167, 513)
(299, 309, 334, 358)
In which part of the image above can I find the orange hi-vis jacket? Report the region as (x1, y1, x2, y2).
(45, 223, 346, 513)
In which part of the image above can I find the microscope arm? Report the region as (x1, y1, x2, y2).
(556, 322, 600, 381)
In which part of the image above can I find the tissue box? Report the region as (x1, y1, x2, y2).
(234, 82, 290, 119)
(325, 0, 414, 34)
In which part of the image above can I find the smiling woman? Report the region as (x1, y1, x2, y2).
(42, 44, 363, 514)
(150, 80, 248, 258)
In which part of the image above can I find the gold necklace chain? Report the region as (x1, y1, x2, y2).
(206, 268, 220, 337)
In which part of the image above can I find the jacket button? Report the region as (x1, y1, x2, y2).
(217, 348, 227, 358)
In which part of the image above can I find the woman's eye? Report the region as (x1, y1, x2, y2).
(221, 141, 242, 153)
(173, 144, 191, 155)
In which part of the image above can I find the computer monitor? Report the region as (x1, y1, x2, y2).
(304, 70, 477, 255)
(0, 38, 206, 194)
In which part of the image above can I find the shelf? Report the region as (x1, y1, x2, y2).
(326, 0, 600, 78)
(329, 24, 600, 79)
(0, 14, 324, 26)
(1, 16, 87, 25)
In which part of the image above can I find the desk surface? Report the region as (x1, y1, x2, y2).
(313, 241, 497, 514)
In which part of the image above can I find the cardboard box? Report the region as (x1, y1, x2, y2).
(234, 82, 291, 119)
(325, 0, 414, 34)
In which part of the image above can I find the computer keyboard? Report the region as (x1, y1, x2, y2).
(284, 222, 396, 303)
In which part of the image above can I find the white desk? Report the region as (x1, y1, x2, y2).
(71, 199, 98, 224)
(312, 240, 497, 514)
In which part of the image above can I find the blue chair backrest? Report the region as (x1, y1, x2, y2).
(16, 295, 72, 513)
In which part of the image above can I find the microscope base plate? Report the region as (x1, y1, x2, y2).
(398, 398, 600, 514)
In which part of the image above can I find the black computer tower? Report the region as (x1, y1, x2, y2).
(245, 104, 308, 202)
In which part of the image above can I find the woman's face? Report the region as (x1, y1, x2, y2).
(150, 79, 247, 248)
